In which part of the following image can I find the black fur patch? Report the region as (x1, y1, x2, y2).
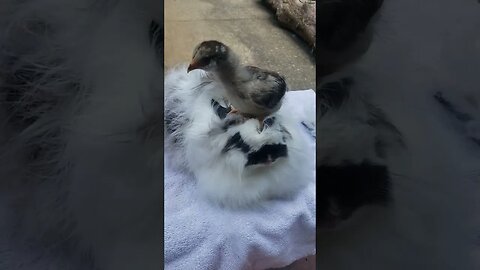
(317, 161, 391, 226)
(434, 91, 480, 146)
(367, 103, 401, 131)
(222, 132, 250, 154)
(278, 124, 292, 143)
(246, 144, 288, 166)
(319, 77, 353, 116)
(366, 102, 405, 150)
(301, 121, 316, 139)
(211, 99, 231, 119)
(222, 117, 245, 131)
(221, 131, 288, 166)
(263, 116, 275, 127)
(214, 101, 289, 166)
(434, 91, 473, 122)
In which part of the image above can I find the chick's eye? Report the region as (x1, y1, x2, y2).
(198, 57, 211, 65)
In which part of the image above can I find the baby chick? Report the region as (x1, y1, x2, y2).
(187, 40, 288, 129)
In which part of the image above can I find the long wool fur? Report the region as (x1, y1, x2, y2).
(164, 66, 312, 207)
(0, 1, 163, 269)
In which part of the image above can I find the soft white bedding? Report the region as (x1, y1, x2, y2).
(164, 89, 316, 270)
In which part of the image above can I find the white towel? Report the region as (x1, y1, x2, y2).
(164, 90, 316, 270)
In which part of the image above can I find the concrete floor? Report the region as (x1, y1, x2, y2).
(165, 0, 316, 269)
(164, 0, 315, 91)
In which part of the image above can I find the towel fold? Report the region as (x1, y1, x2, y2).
(164, 89, 316, 270)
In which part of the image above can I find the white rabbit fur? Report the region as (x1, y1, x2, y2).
(164, 66, 313, 207)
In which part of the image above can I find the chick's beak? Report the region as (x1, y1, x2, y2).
(187, 61, 200, 73)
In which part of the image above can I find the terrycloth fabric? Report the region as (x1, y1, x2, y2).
(164, 90, 316, 270)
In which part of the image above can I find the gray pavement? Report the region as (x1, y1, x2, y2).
(165, 0, 315, 91)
